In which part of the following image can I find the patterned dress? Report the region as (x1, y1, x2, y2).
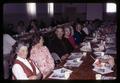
(30, 44, 55, 79)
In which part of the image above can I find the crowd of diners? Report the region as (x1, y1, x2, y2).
(3, 18, 116, 80)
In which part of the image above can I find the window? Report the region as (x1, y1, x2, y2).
(106, 3, 116, 13)
(47, 3, 54, 17)
(26, 3, 36, 17)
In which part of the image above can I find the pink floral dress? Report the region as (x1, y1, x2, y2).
(30, 45, 55, 79)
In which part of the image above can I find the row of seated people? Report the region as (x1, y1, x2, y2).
(3, 20, 116, 80)
(3, 33, 54, 79)
(11, 24, 88, 80)
(11, 23, 88, 79)
(5, 19, 101, 37)
(12, 34, 55, 79)
(3, 23, 88, 80)
(4, 17, 72, 36)
(4, 19, 43, 36)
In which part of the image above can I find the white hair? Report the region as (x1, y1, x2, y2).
(16, 43, 28, 52)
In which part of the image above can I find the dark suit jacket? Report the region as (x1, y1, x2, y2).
(51, 35, 74, 58)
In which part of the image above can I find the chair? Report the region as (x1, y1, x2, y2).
(51, 52, 61, 64)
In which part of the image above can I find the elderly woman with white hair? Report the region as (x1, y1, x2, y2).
(12, 43, 42, 80)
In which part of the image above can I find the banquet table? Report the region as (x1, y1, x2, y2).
(45, 36, 117, 80)
(45, 53, 116, 80)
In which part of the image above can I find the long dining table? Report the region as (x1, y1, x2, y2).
(45, 35, 117, 80)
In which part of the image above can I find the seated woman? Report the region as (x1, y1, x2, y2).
(30, 34, 55, 79)
(51, 27, 73, 60)
(82, 22, 89, 36)
(12, 44, 42, 80)
(64, 26, 78, 49)
(74, 23, 86, 45)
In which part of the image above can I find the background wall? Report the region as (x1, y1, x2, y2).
(61, 3, 86, 21)
(3, 3, 29, 25)
(86, 3, 103, 20)
(3, 3, 116, 27)
(103, 3, 116, 22)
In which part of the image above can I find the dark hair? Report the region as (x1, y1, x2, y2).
(55, 26, 64, 32)
(64, 25, 72, 34)
(32, 33, 43, 46)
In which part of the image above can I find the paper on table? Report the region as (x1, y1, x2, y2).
(80, 46, 92, 52)
(105, 49, 117, 54)
(100, 55, 110, 59)
(93, 55, 113, 69)
(68, 53, 83, 59)
(64, 59, 83, 67)
(93, 67, 113, 74)
(106, 44, 116, 49)
(91, 38, 97, 43)
(93, 47, 104, 52)
(71, 53, 82, 56)
(53, 67, 73, 74)
(101, 76, 116, 80)
(106, 37, 114, 43)
(93, 52, 104, 57)
(48, 72, 70, 80)
(93, 62, 112, 70)
(49, 68, 72, 80)
(81, 42, 91, 47)
(85, 37, 93, 40)
(87, 42, 91, 49)
(81, 42, 88, 46)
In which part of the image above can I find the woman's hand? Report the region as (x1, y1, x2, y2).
(61, 54, 69, 61)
